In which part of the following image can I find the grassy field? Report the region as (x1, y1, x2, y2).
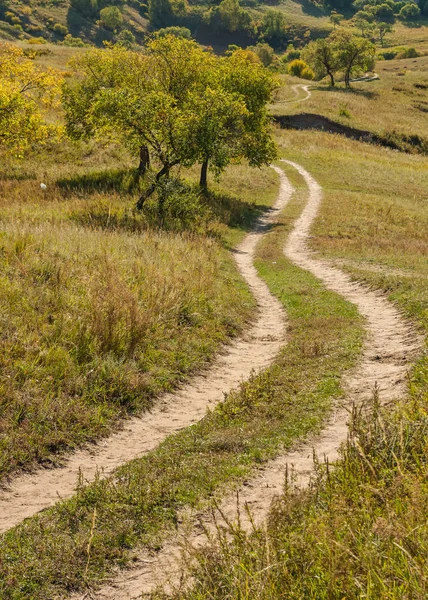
(272, 53, 428, 142)
(0, 151, 364, 598)
(162, 130, 428, 600)
(0, 128, 284, 483)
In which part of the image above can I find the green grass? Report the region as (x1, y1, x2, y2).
(272, 53, 428, 143)
(0, 161, 364, 599)
(163, 130, 428, 600)
(0, 131, 281, 482)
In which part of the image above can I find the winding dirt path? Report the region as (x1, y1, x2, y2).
(276, 83, 312, 106)
(0, 182, 291, 535)
(82, 162, 421, 599)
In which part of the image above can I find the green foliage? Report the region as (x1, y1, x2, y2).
(247, 42, 275, 66)
(99, 5, 123, 30)
(399, 1, 421, 18)
(148, 0, 174, 28)
(53, 22, 68, 36)
(63, 37, 277, 200)
(303, 38, 340, 85)
(288, 58, 311, 77)
(154, 25, 192, 38)
(208, 0, 253, 34)
(260, 9, 287, 49)
(116, 28, 136, 47)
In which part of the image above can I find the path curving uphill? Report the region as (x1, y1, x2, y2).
(85, 163, 421, 599)
(0, 183, 291, 535)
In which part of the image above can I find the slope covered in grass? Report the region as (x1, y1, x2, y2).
(162, 129, 428, 600)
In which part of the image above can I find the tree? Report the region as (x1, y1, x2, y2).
(332, 31, 375, 87)
(148, 0, 174, 29)
(353, 10, 375, 37)
(63, 37, 278, 205)
(99, 6, 123, 31)
(376, 22, 394, 46)
(0, 43, 62, 157)
(116, 29, 136, 48)
(330, 11, 344, 28)
(260, 10, 287, 49)
(303, 39, 340, 86)
(209, 0, 253, 33)
(399, 2, 421, 19)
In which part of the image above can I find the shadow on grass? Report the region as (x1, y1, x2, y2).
(203, 190, 271, 233)
(312, 85, 379, 99)
(299, 0, 328, 17)
(56, 168, 141, 196)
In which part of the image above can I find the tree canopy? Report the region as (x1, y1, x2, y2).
(0, 43, 63, 157)
(63, 36, 277, 205)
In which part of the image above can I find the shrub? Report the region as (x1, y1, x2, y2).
(154, 26, 192, 39)
(281, 44, 301, 63)
(28, 36, 48, 44)
(143, 178, 211, 232)
(399, 2, 421, 19)
(396, 46, 419, 58)
(288, 58, 310, 77)
(53, 23, 68, 36)
(99, 5, 123, 31)
(61, 33, 86, 47)
(301, 66, 315, 80)
(116, 29, 136, 47)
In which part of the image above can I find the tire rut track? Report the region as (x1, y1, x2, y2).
(81, 162, 421, 599)
(0, 181, 291, 535)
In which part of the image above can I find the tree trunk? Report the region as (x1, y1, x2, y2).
(136, 164, 170, 210)
(345, 70, 351, 88)
(138, 145, 150, 177)
(199, 159, 208, 189)
(328, 70, 335, 87)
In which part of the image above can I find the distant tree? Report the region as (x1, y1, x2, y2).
(332, 30, 375, 87)
(210, 0, 253, 33)
(247, 42, 275, 66)
(0, 43, 62, 157)
(154, 25, 192, 38)
(148, 0, 174, 28)
(353, 10, 375, 36)
(99, 6, 123, 31)
(376, 21, 394, 46)
(372, 3, 395, 21)
(399, 2, 420, 19)
(303, 39, 340, 85)
(330, 10, 344, 28)
(260, 10, 287, 49)
(116, 29, 136, 47)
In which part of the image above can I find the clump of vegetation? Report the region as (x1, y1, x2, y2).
(0, 43, 63, 156)
(63, 36, 277, 204)
(303, 30, 375, 87)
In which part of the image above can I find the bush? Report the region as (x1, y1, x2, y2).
(28, 36, 48, 44)
(288, 58, 310, 78)
(281, 44, 301, 63)
(61, 33, 87, 47)
(396, 46, 419, 58)
(143, 179, 211, 232)
(53, 23, 68, 36)
(301, 66, 315, 80)
(399, 2, 421, 19)
(155, 26, 192, 39)
(99, 5, 123, 31)
(116, 29, 136, 47)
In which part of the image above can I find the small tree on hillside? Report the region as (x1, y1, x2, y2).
(260, 10, 287, 49)
(148, 0, 174, 29)
(99, 5, 123, 31)
(332, 31, 375, 87)
(303, 38, 340, 86)
(0, 43, 62, 157)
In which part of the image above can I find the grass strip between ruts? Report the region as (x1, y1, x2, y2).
(0, 181, 364, 599)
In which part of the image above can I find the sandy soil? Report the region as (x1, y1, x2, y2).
(80, 162, 421, 599)
(0, 179, 292, 534)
